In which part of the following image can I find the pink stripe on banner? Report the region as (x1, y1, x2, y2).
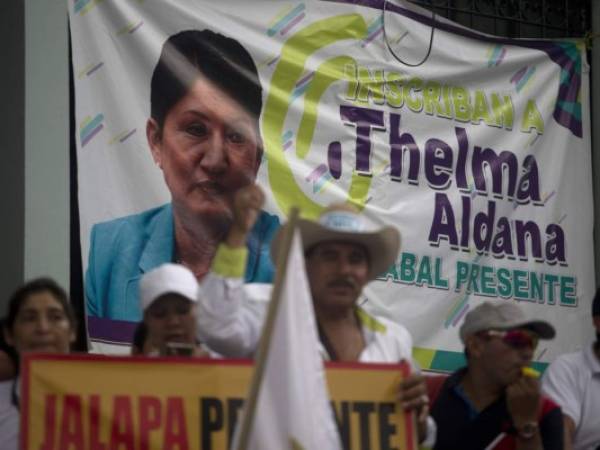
(82, 124, 103, 147)
(280, 12, 305, 36)
(361, 27, 383, 47)
(306, 164, 328, 182)
(510, 66, 527, 84)
(496, 47, 507, 65)
(452, 303, 469, 327)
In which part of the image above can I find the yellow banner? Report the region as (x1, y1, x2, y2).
(21, 354, 416, 450)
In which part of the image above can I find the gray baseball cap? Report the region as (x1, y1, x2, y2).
(459, 301, 555, 343)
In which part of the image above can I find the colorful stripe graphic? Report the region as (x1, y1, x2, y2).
(80, 114, 104, 147)
(444, 294, 470, 328)
(117, 21, 144, 36)
(77, 62, 104, 79)
(306, 164, 332, 194)
(543, 190, 556, 205)
(290, 71, 314, 102)
(267, 4, 305, 37)
(487, 45, 507, 68)
(510, 66, 536, 93)
(74, 0, 103, 15)
(109, 128, 137, 145)
(395, 31, 409, 44)
(361, 16, 384, 47)
(281, 130, 294, 152)
(527, 132, 540, 146)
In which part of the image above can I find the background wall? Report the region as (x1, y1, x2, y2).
(0, 1, 24, 315)
(0, 0, 69, 315)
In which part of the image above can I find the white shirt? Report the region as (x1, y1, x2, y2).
(0, 379, 19, 450)
(197, 272, 435, 448)
(197, 272, 413, 362)
(542, 343, 600, 450)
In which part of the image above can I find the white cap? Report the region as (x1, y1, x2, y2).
(139, 263, 198, 312)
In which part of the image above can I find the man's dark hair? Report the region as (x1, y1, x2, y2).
(150, 29, 263, 130)
(4, 277, 76, 333)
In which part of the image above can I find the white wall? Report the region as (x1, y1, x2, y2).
(24, 1, 70, 288)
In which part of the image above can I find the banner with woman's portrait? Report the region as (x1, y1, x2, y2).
(69, 0, 594, 370)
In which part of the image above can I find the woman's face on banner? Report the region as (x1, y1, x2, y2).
(147, 75, 261, 224)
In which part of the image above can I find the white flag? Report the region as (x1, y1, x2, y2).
(234, 230, 342, 450)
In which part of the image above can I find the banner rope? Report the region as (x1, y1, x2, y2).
(382, 0, 436, 67)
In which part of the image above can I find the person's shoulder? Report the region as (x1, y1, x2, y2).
(90, 203, 171, 245)
(0, 380, 13, 404)
(358, 309, 413, 346)
(546, 348, 586, 374)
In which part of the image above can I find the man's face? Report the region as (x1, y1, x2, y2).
(147, 75, 261, 227)
(144, 294, 197, 351)
(305, 241, 370, 313)
(467, 328, 537, 387)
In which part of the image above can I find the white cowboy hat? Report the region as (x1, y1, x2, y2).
(271, 203, 401, 281)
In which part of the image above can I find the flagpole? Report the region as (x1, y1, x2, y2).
(235, 206, 301, 450)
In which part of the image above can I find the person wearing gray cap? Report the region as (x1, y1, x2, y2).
(138, 263, 208, 357)
(431, 301, 563, 450)
(542, 289, 600, 450)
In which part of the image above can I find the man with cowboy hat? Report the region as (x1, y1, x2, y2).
(195, 184, 435, 445)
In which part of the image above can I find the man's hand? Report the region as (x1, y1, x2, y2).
(227, 184, 265, 248)
(506, 375, 541, 429)
(398, 373, 430, 443)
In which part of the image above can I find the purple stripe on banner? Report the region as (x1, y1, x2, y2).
(86, 62, 104, 76)
(81, 124, 103, 147)
(88, 316, 137, 344)
(119, 128, 137, 143)
(129, 21, 144, 34)
(511, 67, 527, 84)
(306, 164, 328, 182)
(283, 140, 293, 151)
(543, 190, 555, 205)
(361, 26, 383, 46)
(497, 47, 507, 65)
(295, 71, 314, 88)
(280, 12, 305, 35)
(452, 303, 469, 326)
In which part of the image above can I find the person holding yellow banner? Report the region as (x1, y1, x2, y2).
(0, 278, 77, 450)
(196, 184, 436, 447)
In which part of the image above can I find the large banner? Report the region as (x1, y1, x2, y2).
(21, 354, 415, 450)
(69, 0, 594, 369)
